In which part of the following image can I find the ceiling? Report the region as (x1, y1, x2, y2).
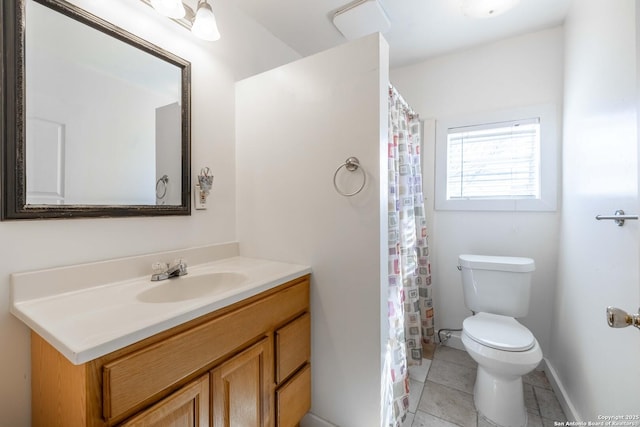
(231, 0, 571, 68)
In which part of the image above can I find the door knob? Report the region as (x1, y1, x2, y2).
(606, 306, 640, 329)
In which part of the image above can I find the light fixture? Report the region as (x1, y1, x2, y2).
(460, 0, 520, 18)
(192, 0, 221, 41)
(150, 0, 185, 19)
(140, 0, 221, 41)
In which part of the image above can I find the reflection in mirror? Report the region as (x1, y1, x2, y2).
(1, 0, 191, 219)
(26, 0, 182, 206)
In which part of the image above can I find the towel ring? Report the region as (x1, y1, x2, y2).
(156, 175, 169, 199)
(333, 157, 366, 197)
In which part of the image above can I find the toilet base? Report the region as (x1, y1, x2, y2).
(474, 366, 527, 427)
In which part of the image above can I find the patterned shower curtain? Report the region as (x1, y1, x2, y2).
(382, 86, 434, 427)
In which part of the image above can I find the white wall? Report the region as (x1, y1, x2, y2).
(0, 0, 300, 424)
(236, 34, 388, 427)
(390, 27, 564, 353)
(549, 0, 640, 420)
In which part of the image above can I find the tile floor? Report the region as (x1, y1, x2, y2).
(403, 345, 567, 427)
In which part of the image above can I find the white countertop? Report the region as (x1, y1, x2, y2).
(11, 254, 311, 365)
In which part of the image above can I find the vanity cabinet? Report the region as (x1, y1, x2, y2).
(31, 275, 311, 427)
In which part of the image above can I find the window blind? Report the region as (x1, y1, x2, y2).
(446, 118, 540, 200)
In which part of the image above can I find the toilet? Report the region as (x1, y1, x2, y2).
(458, 254, 543, 427)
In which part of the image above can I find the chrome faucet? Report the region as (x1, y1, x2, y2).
(151, 259, 188, 281)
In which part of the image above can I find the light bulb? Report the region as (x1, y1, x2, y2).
(150, 0, 186, 19)
(192, 1, 221, 41)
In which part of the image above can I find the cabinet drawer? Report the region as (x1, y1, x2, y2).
(276, 364, 311, 427)
(275, 313, 310, 384)
(103, 279, 309, 422)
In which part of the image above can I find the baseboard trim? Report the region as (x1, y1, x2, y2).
(542, 358, 580, 422)
(300, 412, 338, 427)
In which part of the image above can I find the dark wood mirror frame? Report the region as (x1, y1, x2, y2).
(1, 0, 191, 220)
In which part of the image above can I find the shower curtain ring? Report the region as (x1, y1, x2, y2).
(333, 157, 366, 197)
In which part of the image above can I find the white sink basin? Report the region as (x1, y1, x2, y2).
(137, 272, 248, 303)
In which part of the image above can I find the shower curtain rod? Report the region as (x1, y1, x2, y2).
(389, 83, 418, 118)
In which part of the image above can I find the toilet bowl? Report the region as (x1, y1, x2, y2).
(462, 312, 542, 427)
(458, 254, 542, 427)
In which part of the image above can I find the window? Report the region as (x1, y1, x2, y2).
(435, 105, 558, 211)
(447, 118, 540, 200)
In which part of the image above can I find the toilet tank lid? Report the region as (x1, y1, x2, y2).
(458, 254, 535, 272)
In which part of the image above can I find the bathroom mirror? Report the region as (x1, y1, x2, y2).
(1, 0, 191, 219)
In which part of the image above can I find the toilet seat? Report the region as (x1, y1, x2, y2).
(463, 312, 535, 351)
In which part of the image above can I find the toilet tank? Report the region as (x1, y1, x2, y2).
(458, 254, 535, 317)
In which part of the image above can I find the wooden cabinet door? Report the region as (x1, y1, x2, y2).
(211, 338, 273, 427)
(120, 374, 209, 427)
